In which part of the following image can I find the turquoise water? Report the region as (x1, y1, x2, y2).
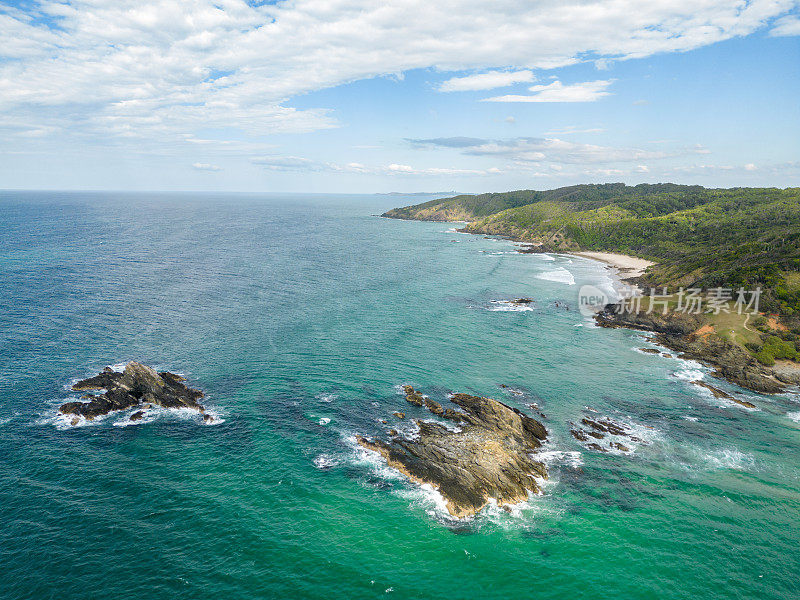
(1, 191, 799, 599)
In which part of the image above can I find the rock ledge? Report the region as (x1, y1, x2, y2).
(358, 388, 547, 518)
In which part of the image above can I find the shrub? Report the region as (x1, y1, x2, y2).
(755, 349, 776, 366)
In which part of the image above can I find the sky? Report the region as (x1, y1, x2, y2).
(1, 0, 799, 193)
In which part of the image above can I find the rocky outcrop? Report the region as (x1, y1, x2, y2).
(691, 380, 756, 409)
(60, 362, 205, 420)
(570, 412, 644, 454)
(402, 385, 425, 406)
(595, 305, 785, 394)
(357, 391, 548, 518)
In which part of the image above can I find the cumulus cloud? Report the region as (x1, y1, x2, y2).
(438, 70, 535, 92)
(484, 80, 615, 103)
(0, 0, 796, 143)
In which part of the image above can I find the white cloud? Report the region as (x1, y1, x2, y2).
(744, 163, 758, 171)
(409, 136, 686, 165)
(484, 80, 615, 103)
(438, 70, 535, 92)
(252, 156, 321, 171)
(386, 163, 499, 176)
(770, 15, 800, 36)
(192, 162, 221, 171)
(0, 0, 796, 143)
(250, 155, 500, 176)
(635, 165, 650, 173)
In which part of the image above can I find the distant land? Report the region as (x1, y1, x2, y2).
(378, 191, 460, 197)
(384, 183, 800, 390)
(384, 183, 800, 315)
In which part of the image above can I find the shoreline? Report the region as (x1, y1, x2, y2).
(441, 219, 792, 395)
(567, 251, 654, 281)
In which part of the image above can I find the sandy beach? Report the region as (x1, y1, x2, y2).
(571, 251, 655, 280)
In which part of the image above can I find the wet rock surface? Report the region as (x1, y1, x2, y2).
(570, 411, 645, 454)
(691, 380, 756, 409)
(358, 388, 548, 518)
(596, 305, 784, 395)
(60, 362, 205, 420)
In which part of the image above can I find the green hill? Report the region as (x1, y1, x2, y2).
(384, 184, 800, 316)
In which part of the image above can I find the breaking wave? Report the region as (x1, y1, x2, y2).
(536, 267, 575, 286)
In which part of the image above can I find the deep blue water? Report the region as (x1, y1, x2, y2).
(1, 191, 799, 599)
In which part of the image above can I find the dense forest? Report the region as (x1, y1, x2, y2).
(383, 184, 800, 318)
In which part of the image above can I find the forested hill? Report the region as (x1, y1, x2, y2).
(383, 184, 800, 315)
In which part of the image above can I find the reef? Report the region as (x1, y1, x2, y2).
(358, 387, 547, 518)
(60, 362, 208, 421)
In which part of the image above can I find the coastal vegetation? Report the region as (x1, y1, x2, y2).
(384, 183, 800, 384)
(384, 184, 800, 316)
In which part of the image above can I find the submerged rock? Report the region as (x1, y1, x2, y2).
(571, 412, 643, 454)
(691, 380, 756, 409)
(357, 390, 547, 518)
(60, 362, 204, 420)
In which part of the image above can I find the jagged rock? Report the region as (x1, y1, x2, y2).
(511, 298, 533, 304)
(691, 380, 756, 409)
(393, 412, 405, 419)
(571, 429, 589, 441)
(572, 412, 639, 453)
(639, 348, 661, 354)
(581, 417, 608, 432)
(596, 305, 784, 394)
(358, 390, 547, 518)
(388, 429, 398, 436)
(586, 443, 608, 452)
(59, 362, 204, 420)
(130, 410, 144, 421)
(402, 385, 425, 406)
(424, 398, 444, 416)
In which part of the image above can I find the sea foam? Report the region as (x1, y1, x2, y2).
(536, 267, 575, 286)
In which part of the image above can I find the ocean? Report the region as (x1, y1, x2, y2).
(1, 191, 799, 599)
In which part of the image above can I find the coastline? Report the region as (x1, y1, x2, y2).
(568, 251, 654, 281)
(386, 213, 796, 396)
(479, 222, 792, 394)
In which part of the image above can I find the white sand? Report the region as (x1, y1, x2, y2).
(571, 251, 654, 279)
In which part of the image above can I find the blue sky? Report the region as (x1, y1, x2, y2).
(1, 0, 799, 192)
